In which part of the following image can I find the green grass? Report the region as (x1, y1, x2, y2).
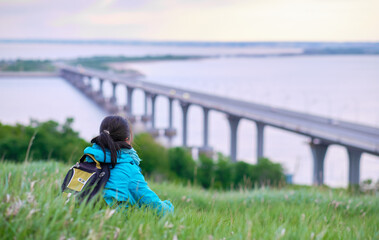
(1, 161, 378, 240)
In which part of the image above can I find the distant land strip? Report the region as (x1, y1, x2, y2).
(1, 39, 379, 48)
(1, 39, 379, 56)
(0, 71, 59, 78)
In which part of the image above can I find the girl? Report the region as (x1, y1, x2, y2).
(84, 115, 174, 216)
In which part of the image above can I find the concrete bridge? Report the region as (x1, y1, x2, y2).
(58, 64, 379, 186)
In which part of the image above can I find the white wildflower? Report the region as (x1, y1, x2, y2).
(281, 228, 286, 236)
(104, 209, 116, 220)
(113, 227, 120, 240)
(30, 180, 38, 192)
(27, 208, 40, 219)
(164, 221, 174, 229)
(26, 192, 37, 205)
(6, 199, 24, 217)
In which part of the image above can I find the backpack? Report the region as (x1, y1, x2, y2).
(61, 154, 110, 203)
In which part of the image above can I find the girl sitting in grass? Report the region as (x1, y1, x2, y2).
(84, 115, 174, 216)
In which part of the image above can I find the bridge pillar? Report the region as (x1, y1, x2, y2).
(78, 74, 85, 90)
(151, 94, 157, 128)
(164, 97, 177, 139)
(141, 92, 150, 123)
(227, 115, 240, 162)
(168, 97, 174, 128)
(199, 107, 213, 157)
(309, 139, 329, 185)
(126, 86, 134, 115)
(180, 102, 190, 146)
(87, 76, 92, 88)
(111, 82, 117, 103)
(71, 73, 76, 84)
(347, 148, 362, 186)
(99, 79, 104, 95)
(256, 122, 265, 162)
(73, 74, 81, 88)
(203, 107, 210, 147)
(144, 92, 149, 115)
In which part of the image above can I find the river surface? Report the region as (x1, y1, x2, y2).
(0, 43, 378, 187)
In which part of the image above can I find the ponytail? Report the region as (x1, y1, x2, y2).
(91, 116, 132, 168)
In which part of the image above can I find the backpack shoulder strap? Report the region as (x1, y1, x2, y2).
(80, 154, 101, 169)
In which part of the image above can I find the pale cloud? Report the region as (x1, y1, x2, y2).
(0, 0, 378, 41)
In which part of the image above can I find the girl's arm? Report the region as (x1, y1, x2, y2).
(129, 170, 174, 216)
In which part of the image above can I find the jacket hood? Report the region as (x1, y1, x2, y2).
(84, 143, 141, 165)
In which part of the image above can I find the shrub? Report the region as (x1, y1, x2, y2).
(232, 161, 253, 188)
(251, 158, 285, 186)
(0, 118, 88, 162)
(0, 120, 286, 190)
(133, 133, 169, 178)
(197, 154, 215, 188)
(214, 153, 233, 189)
(168, 147, 195, 182)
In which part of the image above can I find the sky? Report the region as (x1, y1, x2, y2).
(0, 0, 378, 42)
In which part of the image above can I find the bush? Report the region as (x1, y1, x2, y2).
(133, 133, 169, 177)
(132, 134, 285, 189)
(252, 158, 285, 186)
(232, 161, 254, 188)
(197, 154, 215, 188)
(0, 120, 286, 190)
(0, 118, 88, 162)
(214, 153, 233, 189)
(168, 147, 195, 182)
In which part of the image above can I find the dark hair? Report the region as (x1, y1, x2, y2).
(91, 116, 132, 167)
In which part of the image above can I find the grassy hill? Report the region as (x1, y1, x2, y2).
(1, 161, 378, 239)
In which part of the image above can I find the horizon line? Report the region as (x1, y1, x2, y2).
(0, 38, 379, 45)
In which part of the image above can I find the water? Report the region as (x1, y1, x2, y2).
(0, 77, 106, 139)
(0, 43, 378, 187)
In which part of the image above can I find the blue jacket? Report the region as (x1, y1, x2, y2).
(83, 144, 174, 216)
